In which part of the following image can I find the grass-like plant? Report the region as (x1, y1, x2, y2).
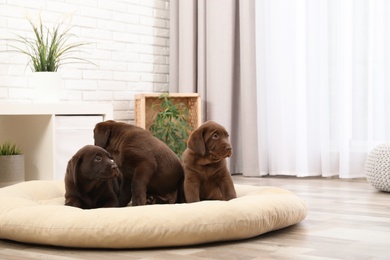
(7, 16, 94, 72)
(0, 142, 22, 156)
(149, 93, 192, 159)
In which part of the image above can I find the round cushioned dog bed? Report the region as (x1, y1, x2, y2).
(0, 180, 307, 249)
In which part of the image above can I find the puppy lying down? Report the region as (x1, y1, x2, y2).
(64, 145, 121, 209)
(182, 121, 237, 202)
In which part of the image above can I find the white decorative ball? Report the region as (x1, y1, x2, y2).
(365, 143, 390, 192)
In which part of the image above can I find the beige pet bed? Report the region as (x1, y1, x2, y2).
(0, 180, 307, 248)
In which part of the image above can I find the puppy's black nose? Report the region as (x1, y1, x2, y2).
(226, 146, 232, 151)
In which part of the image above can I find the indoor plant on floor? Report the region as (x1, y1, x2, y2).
(7, 15, 94, 102)
(149, 93, 193, 159)
(0, 142, 24, 187)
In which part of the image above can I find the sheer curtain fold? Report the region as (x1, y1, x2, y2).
(256, 0, 390, 178)
(170, 0, 390, 178)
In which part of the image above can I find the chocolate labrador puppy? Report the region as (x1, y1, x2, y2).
(93, 120, 185, 206)
(182, 121, 237, 202)
(64, 145, 121, 209)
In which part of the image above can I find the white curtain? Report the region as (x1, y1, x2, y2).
(256, 0, 390, 178)
(169, 0, 390, 178)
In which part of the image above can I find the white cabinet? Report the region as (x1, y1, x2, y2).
(0, 104, 112, 181)
(55, 116, 103, 180)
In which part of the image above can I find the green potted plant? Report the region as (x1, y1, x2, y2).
(0, 142, 24, 187)
(7, 15, 94, 102)
(149, 93, 193, 159)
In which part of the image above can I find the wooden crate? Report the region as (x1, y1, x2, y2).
(134, 93, 202, 132)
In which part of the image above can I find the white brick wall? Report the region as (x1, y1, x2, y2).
(0, 0, 170, 123)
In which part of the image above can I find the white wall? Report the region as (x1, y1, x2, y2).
(0, 0, 170, 123)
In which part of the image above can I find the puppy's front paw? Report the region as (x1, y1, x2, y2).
(65, 198, 83, 208)
(131, 196, 146, 206)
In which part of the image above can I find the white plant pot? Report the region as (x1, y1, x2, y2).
(0, 155, 25, 188)
(31, 72, 62, 103)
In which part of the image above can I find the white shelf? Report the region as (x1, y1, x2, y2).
(0, 103, 113, 117)
(0, 103, 113, 181)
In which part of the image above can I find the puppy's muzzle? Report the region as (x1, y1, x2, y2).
(111, 163, 120, 177)
(225, 145, 233, 158)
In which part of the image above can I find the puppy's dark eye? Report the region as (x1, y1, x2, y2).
(95, 156, 102, 162)
(213, 133, 219, 139)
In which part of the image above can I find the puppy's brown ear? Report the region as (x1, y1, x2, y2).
(66, 155, 81, 186)
(187, 127, 206, 156)
(94, 121, 111, 148)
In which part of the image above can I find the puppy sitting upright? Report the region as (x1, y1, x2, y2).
(182, 120, 237, 202)
(64, 145, 121, 209)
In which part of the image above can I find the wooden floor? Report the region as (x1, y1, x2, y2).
(0, 175, 389, 260)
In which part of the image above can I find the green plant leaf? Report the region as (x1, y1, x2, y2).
(4, 15, 95, 72)
(0, 142, 22, 155)
(149, 94, 193, 159)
